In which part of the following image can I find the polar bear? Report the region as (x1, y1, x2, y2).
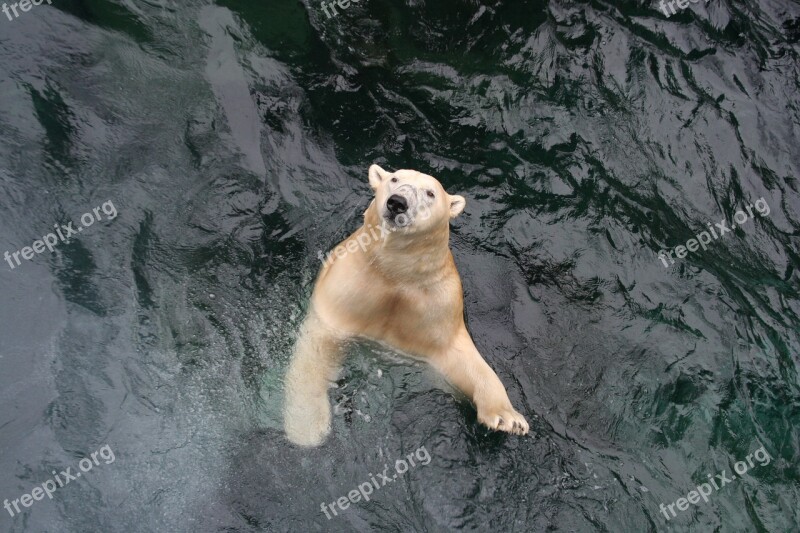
(284, 164, 529, 446)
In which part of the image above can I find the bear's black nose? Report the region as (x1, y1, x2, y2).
(386, 195, 408, 215)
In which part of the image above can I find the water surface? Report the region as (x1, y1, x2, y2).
(0, 0, 798, 531)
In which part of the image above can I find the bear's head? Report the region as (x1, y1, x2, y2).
(368, 164, 465, 234)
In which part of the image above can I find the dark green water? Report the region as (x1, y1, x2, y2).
(1, 0, 798, 532)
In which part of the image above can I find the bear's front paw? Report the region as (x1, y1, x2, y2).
(477, 405, 529, 436)
(284, 394, 332, 447)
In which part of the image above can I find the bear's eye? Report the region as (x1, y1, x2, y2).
(426, 190, 435, 198)
(391, 177, 398, 183)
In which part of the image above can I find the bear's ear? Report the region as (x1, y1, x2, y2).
(449, 194, 466, 218)
(368, 164, 391, 191)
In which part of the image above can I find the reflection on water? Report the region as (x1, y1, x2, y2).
(0, 0, 798, 531)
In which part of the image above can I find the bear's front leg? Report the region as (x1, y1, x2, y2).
(431, 328, 529, 435)
(283, 309, 348, 446)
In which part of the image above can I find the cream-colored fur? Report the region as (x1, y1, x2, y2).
(284, 164, 529, 446)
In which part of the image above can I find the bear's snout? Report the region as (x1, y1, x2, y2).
(386, 195, 408, 216)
